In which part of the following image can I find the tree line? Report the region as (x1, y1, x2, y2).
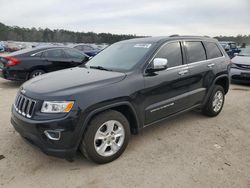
(0, 22, 249, 45)
(0, 22, 139, 44)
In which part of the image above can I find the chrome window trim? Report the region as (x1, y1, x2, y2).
(187, 55, 225, 66)
(144, 40, 226, 74)
(143, 40, 184, 74)
(30, 48, 67, 57)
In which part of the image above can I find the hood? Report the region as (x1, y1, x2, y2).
(232, 55, 250, 65)
(22, 67, 126, 98)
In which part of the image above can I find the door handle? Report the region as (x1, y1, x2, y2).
(178, 69, 189, 75)
(207, 63, 215, 68)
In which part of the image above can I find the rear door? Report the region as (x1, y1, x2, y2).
(183, 40, 221, 106)
(42, 49, 69, 71)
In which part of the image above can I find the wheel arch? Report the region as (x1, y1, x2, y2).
(214, 75, 230, 94)
(202, 74, 229, 106)
(82, 102, 140, 136)
(27, 67, 47, 80)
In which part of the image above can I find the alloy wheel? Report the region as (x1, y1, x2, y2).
(94, 120, 125, 157)
(212, 90, 224, 112)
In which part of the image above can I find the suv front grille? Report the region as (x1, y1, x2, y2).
(14, 94, 36, 118)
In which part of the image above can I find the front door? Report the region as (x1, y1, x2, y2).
(143, 41, 192, 125)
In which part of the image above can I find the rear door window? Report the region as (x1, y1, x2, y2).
(82, 45, 94, 51)
(185, 41, 206, 63)
(154, 42, 183, 68)
(204, 42, 223, 59)
(43, 49, 65, 58)
(64, 48, 86, 59)
(75, 46, 83, 51)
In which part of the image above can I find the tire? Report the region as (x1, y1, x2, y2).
(29, 69, 45, 79)
(202, 85, 225, 117)
(80, 110, 131, 164)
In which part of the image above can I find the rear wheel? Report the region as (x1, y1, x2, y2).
(29, 69, 45, 79)
(80, 110, 130, 164)
(202, 85, 225, 117)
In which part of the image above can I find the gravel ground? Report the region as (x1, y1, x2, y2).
(0, 78, 250, 188)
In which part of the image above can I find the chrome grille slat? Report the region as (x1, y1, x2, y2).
(14, 94, 36, 118)
(22, 98, 27, 115)
(16, 95, 22, 109)
(26, 100, 31, 116)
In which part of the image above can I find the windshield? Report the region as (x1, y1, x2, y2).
(85, 42, 152, 72)
(238, 47, 250, 56)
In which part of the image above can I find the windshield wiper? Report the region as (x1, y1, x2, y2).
(90, 66, 112, 71)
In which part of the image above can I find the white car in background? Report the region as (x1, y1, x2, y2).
(231, 47, 250, 84)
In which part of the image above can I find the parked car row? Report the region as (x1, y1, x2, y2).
(0, 46, 89, 81)
(68, 44, 102, 57)
(0, 41, 108, 54)
(219, 41, 241, 59)
(0, 44, 4, 52)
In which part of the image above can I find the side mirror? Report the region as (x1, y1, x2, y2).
(147, 58, 168, 73)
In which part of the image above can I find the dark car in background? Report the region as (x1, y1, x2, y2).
(0, 46, 89, 81)
(219, 41, 241, 59)
(231, 47, 250, 83)
(69, 44, 101, 57)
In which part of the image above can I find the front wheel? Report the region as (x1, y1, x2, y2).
(202, 85, 225, 117)
(80, 110, 130, 164)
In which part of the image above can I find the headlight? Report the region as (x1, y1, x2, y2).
(41, 101, 74, 113)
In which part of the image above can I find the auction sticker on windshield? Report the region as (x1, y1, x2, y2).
(134, 44, 151, 48)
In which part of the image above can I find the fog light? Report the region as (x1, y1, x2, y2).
(44, 130, 62, 140)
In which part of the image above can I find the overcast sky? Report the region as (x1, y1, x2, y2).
(1, 0, 249, 36)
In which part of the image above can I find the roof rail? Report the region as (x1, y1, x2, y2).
(169, 34, 179, 37)
(169, 35, 211, 38)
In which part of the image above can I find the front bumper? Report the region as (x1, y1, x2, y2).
(230, 68, 250, 83)
(11, 108, 83, 159)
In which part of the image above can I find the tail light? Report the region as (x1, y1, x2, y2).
(4, 56, 21, 67)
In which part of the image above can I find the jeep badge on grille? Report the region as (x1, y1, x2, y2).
(20, 88, 26, 94)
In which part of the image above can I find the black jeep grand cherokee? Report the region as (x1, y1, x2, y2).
(11, 36, 230, 164)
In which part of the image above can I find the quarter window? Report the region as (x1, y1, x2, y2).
(204, 42, 223, 59)
(64, 48, 85, 59)
(82, 45, 94, 51)
(185, 42, 206, 63)
(75, 46, 83, 51)
(155, 42, 183, 68)
(43, 49, 64, 58)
